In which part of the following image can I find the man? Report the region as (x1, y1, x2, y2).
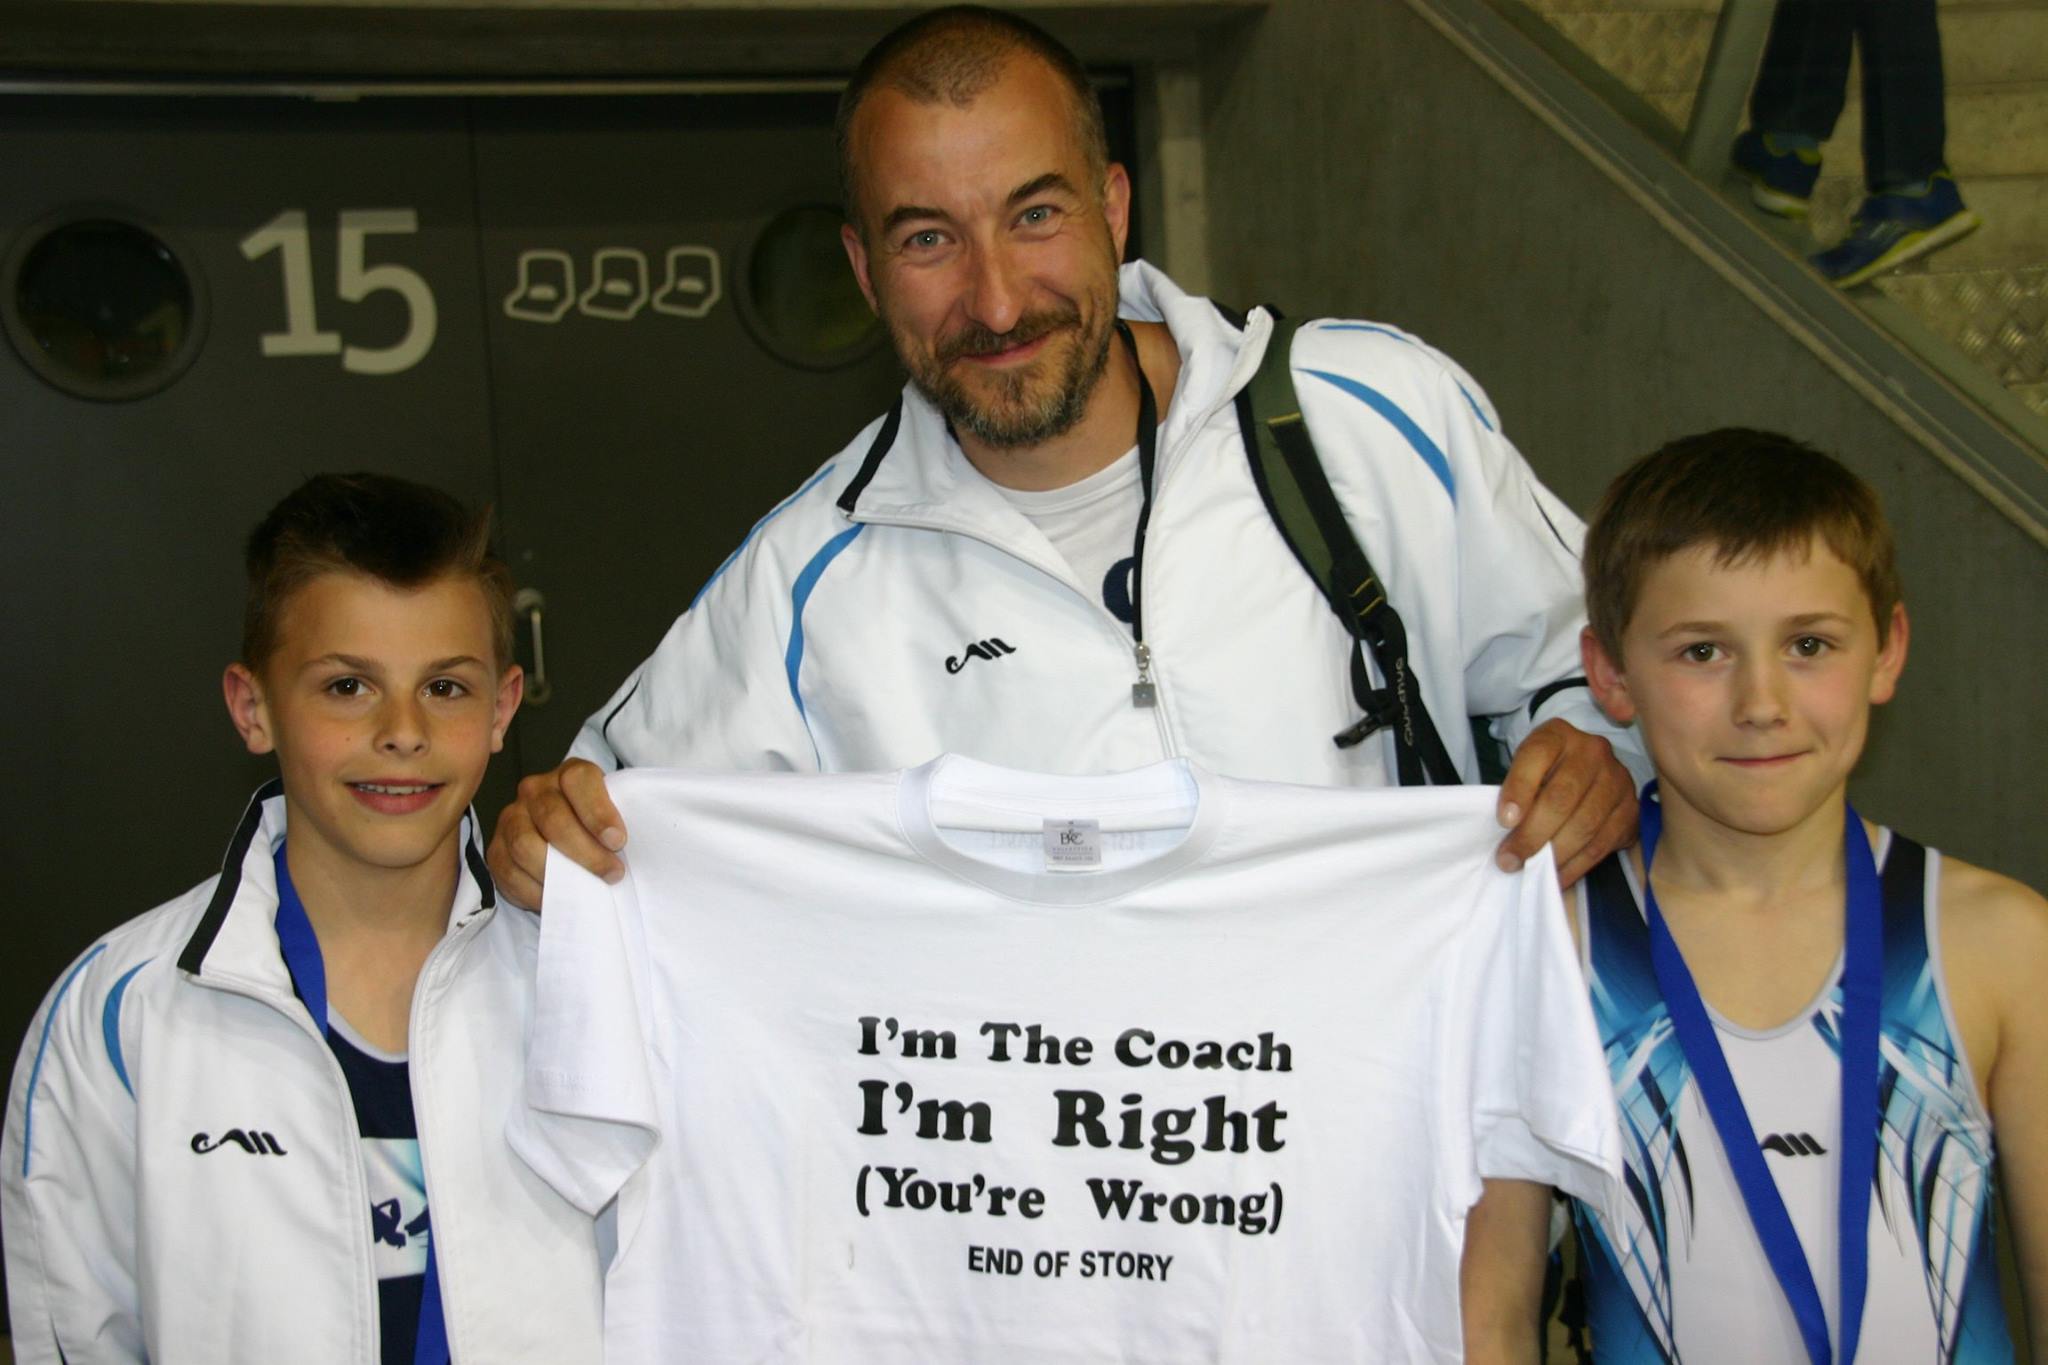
(492, 7, 1638, 894)
(491, 6, 1639, 1356)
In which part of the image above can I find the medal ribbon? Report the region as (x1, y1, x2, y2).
(1638, 783, 1881, 1365)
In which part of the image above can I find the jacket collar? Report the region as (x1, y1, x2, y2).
(176, 779, 498, 988)
(843, 260, 1274, 531)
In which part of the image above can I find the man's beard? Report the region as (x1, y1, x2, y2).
(891, 299, 1117, 450)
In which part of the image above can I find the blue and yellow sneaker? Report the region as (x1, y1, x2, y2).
(1732, 129, 1822, 218)
(1810, 173, 1981, 288)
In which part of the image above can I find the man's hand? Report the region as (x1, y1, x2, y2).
(1494, 718, 1636, 889)
(486, 758, 626, 909)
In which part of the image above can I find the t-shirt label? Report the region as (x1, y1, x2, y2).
(1042, 819, 1103, 870)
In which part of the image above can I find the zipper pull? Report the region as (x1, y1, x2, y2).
(1131, 641, 1157, 708)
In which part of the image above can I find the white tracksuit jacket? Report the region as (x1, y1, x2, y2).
(575, 260, 1642, 785)
(1, 785, 603, 1365)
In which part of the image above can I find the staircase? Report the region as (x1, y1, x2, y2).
(1523, 0, 2048, 422)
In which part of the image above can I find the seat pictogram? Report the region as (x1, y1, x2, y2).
(579, 247, 651, 321)
(653, 245, 723, 318)
(502, 248, 576, 324)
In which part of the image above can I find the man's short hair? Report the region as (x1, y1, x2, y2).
(1583, 428, 1902, 658)
(241, 472, 516, 671)
(835, 5, 1109, 228)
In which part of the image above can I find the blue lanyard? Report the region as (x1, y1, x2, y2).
(273, 843, 329, 1041)
(273, 844, 450, 1365)
(1638, 784, 1881, 1365)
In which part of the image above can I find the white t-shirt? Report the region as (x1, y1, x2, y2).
(986, 446, 1143, 635)
(513, 757, 1620, 1364)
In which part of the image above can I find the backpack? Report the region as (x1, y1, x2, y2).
(1235, 308, 1510, 785)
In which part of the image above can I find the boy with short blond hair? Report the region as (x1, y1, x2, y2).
(1568, 428, 2045, 1362)
(3, 474, 601, 1364)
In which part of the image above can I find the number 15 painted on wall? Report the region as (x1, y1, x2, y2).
(240, 208, 438, 376)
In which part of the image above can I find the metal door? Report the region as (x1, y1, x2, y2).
(0, 87, 902, 1195)
(0, 92, 500, 1086)
(0, 81, 1132, 1336)
(471, 92, 903, 769)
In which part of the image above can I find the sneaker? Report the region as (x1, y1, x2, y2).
(1810, 174, 1981, 288)
(1732, 130, 1822, 218)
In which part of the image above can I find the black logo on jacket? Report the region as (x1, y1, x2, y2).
(1759, 1132, 1827, 1158)
(191, 1128, 288, 1156)
(946, 638, 1017, 674)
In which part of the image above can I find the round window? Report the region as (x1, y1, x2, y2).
(737, 205, 883, 370)
(3, 214, 206, 401)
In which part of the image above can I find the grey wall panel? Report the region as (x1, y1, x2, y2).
(1197, 0, 2047, 889)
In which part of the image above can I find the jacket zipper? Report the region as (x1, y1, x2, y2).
(404, 913, 487, 1360)
(191, 973, 381, 1365)
(1098, 315, 1269, 755)
(194, 907, 490, 1364)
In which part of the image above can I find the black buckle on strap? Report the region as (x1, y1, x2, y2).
(1333, 689, 1406, 749)
(1346, 574, 1388, 622)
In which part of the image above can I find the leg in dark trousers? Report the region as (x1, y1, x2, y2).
(1741, 0, 1974, 284)
(1852, 0, 1948, 191)
(1748, 0, 1857, 143)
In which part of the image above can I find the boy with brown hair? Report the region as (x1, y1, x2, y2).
(3, 474, 601, 1364)
(1568, 428, 2045, 1362)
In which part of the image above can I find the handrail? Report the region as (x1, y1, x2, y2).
(1678, 0, 1775, 178)
(1405, 0, 2048, 551)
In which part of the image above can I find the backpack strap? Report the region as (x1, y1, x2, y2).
(1233, 308, 1463, 786)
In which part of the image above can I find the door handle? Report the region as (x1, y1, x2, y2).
(513, 588, 553, 706)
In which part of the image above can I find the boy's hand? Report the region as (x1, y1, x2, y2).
(1494, 718, 1636, 889)
(487, 759, 627, 908)
(1459, 1178, 1550, 1365)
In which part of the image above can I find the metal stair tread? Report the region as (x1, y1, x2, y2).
(1874, 266, 2048, 386)
(1544, 4, 2048, 96)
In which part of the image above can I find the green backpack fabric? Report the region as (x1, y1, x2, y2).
(1234, 310, 1513, 785)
